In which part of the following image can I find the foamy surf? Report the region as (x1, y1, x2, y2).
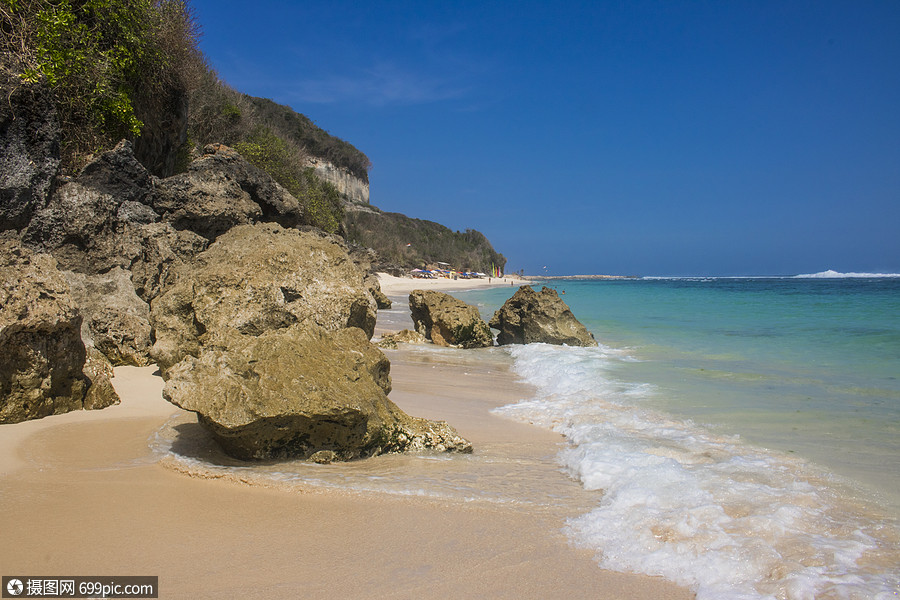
(794, 270, 900, 278)
(494, 343, 900, 600)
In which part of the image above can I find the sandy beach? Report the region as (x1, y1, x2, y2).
(376, 272, 530, 295)
(0, 275, 692, 599)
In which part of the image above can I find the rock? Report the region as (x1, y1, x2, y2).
(366, 274, 392, 309)
(0, 74, 60, 231)
(81, 347, 121, 410)
(76, 139, 154, 205)
(347, 245, 391, 309)
(23, 141, 160, 274)
(376, 329, 426, 349)
(131, 84, 189, 178)
(489, 285, 597, 347)
(163, 325, 472, 460)
(0, 240, 87, 423)
(128, 222, 209, 303)
(63, 268, 153, 366)
(153, 143, 304, 240)
(150, 222, 377, 373)
(408, 290, 493, 349)
(22, 142, 209, 301)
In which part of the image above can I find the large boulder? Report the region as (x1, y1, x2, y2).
(0, 242, 86, 422)
(152, 143, 305, 240)
(0, 240, 86, 423)
(163, 325, 472, 461)
(64, 268, 153, 366)
(408, 289, 493, 349)
(0, 74, 60, 231)
(490, 285, 597, 347)
(150, 222, 377, 373)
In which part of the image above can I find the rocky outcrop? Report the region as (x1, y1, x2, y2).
(150, 223, 472, 461)
(163, 325, 471, 460)
(369, 279, 392, 309)
(153, 143, 304, 239)
(0, 240, 95, 423)
(82, 347, 121, 411)
(149, 222, 377, 373)
(23, 141, 209, 298)
(347, 245, 391, 309)
(408, 290, 493, 349)
(0, 75, 59, 230)
(64, 268, 153, 367)
(490, 285, 597, 347)
(0, 242, 86, 422)
(376, 329, 427, 349)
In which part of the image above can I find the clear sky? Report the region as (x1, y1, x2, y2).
(188, 0, 899, 276)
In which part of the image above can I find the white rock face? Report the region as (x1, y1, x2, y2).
(307, 157, 369, 205)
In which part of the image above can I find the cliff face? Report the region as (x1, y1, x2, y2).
(307, 157, 369, 205)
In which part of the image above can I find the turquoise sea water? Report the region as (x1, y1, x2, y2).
(456, 274, 900, 599)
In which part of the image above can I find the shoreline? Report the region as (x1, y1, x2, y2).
(376, 272, 528, 295)
(0, 288, 694, 599)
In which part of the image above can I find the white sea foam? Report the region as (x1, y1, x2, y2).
(794, 270, 900, 278)
(495, 343, 900, 600)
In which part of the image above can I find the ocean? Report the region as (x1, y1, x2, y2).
(456, 273, 900, 600)
(154, 272, 900, 599)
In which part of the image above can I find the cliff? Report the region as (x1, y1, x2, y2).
(344, 204, 506, 274)
(306, 156, 369, 205)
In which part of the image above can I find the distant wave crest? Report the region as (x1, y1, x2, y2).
(794, 270, 900, 278)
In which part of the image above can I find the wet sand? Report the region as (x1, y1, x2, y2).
(0, 280, 693, 599)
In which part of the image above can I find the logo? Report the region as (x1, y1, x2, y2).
(6, 579, 23, 596)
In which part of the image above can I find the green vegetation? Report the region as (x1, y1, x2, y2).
(234, 127, 344, 234)
(344, 208, 506, 274)
(1, 0, 199, 168)
(245, 97, 370, 183)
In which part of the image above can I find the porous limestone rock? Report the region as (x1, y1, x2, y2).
(64, 268, 153, 366)
(23, 141, 209, 300)
(408, 289, 493, 349)
(376, 329, 427, 349)
(0, 240, 87, 423)
(489, 285, 597, 347)
(163, 325, 472, 460)
(348, 245, 391, 309)
(0, 74, 59, 231)
(153, 143, 304, 239)
(81, 347, 121, 410)
(366, 274, 392, 309)
(150, 222, 377, 373)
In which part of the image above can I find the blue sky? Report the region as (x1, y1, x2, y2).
(189, 0, 899, 276)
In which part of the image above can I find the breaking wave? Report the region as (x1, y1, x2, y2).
(794, 270, 900, 279)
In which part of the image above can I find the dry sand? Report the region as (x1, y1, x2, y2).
(0, 278, 693, 599)
(376, 272, 529, 295)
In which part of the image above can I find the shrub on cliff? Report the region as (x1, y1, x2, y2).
(234, 127, 344, 234)
(1, 0, 200, 171)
